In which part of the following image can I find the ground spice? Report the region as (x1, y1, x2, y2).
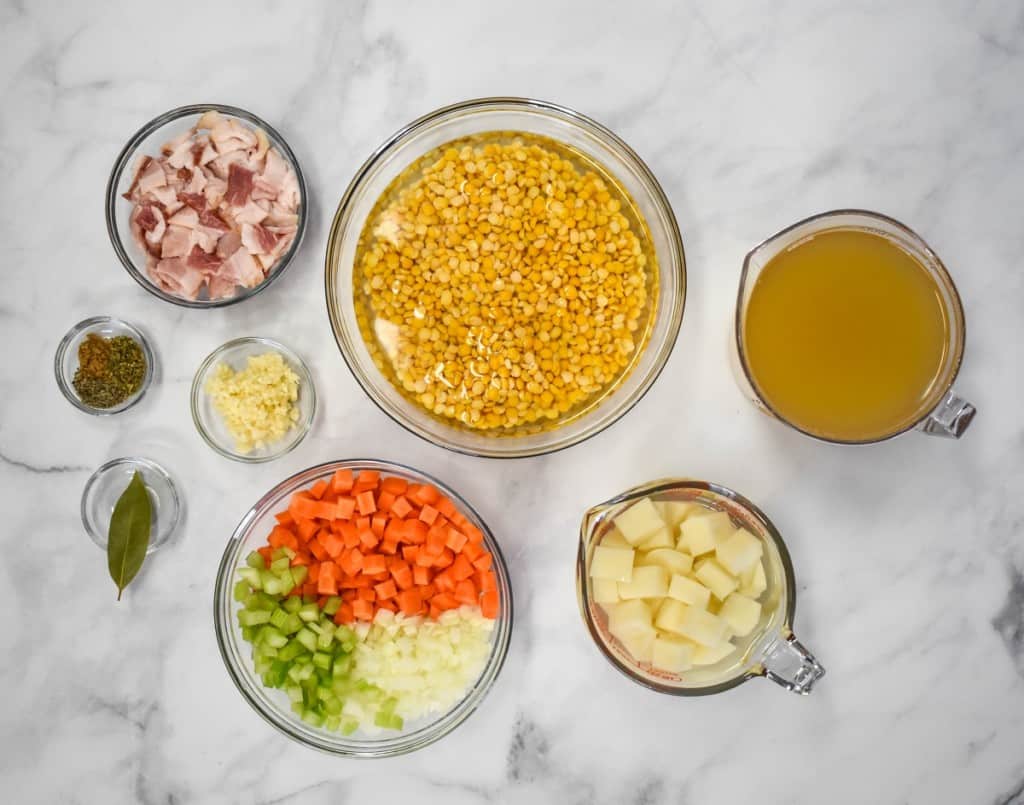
(72, 333, 147, 408)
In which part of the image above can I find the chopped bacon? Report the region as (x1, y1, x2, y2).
(186, 244, 223, 271)
(241, 223, 279, 255)
(198, 208, 230, 231)
(135, 203, 159, 232)
(225, 163, 254, 207)
(180, 193, 206, 211)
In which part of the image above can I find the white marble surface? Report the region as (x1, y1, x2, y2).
(3, 0, 1023, 802)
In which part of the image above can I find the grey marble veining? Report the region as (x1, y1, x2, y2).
(2, 0, 1024, 803)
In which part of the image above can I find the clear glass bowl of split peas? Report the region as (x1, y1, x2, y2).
(326, 98, 686, 458)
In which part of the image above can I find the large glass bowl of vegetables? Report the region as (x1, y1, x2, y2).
(213, 459, 514, 756)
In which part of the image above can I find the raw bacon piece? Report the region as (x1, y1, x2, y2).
(230, 199, 268, 226)
(225, 163, 254, 207)
(138, 158, 167, 194)
(251, 177, 278, 201)
(152, 257, 205, 299)
(186, 244, 223, 272)
(241, 223, 279, 255)
(198, 208, 230, 231)
(180, 192, 206, 211)
(160, 225, 193, 259)
(168, 207, 199, 228)
(219, 247, 264, 288)
(216, 231, 242, 258)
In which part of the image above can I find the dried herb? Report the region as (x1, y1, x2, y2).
(73, 333, 146, 408)
(107, 471, 152, 600)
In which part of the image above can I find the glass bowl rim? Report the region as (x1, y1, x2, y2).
(324, 96, 686, 459)
(735, 207, 968, 445)
(105, 102, 309, 309)
(54, 315, 155, 416)
(212, 457, 515, 757)
(80, 455, 181, 551)
(189, 336, 317, 464)
(576, 477, 797, 696)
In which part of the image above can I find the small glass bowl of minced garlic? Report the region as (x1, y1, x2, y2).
(55, 317, 155, 415)
(190, 337, 316, 462)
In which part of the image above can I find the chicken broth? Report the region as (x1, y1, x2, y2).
(742, 228, 949, 441)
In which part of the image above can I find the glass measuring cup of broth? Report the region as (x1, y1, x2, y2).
(732, 210, 975, 443)
(576, 478, 825, 695)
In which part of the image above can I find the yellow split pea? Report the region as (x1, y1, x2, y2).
(354, 132, 657, 432)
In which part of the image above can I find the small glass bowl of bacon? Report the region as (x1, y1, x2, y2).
(106, 104, 307, 308)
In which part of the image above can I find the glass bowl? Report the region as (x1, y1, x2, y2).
(81, 457, 181, 551)
(105, 103, 308, 308)
(212, 459, 514, 756)
(55, 316, 155, 415)
(577, 478, 824, 696)
(325, 97, 686, 458)
(191, 337, 316, 463)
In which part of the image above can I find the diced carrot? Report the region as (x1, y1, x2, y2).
(450, 554, 475, 581)
(307, 563, 321, 583)
(317, 530, 345, 559)
(472, 552, 493, 572)
(413, 565, 432, 586)
(371, 514, 388, 537)
(418, 582, 437, 599)
(274, 510, 295, 527)
(296, 519, 319, 543)
(341, 589, 358, 602)
(481, 589, 500, 618)
(356, 490, 377, 516)
(290, 550, 311, 567)
(391, 561, 414, 590)
(432, 592, 459, 611)
(356, 515, 371, 531)
(302, 581, 318, 597)
(390, 496, 413, 519)
(357, 587, 376, 602)
(353, 470, 380, 491)
(257, 546, 273, 566)
(424, 530, 447, 557)
(462, 523, 485, 543)
(377, 490, 396, 513)
(434, 570, 455, 592)
(309, 479, 329, 500)
(418, 504, 440, 525)
(337, 521, 358, 548)
(429, 604, 443, 620)
(331, 468, 354, 493)
(415, 550, 435, 568)
(433, 548, 455, 569)
(462, 541, 485, 562)
(333, 602, 355, 625)
(396, 589, 423, 616)
(379, 538, 398, 555)
(402, 545, 419, 563)
(339, 548, 364, 577)
(267, 525, 293, 548)
(454, 578, 478, 605)
(335, 496, 356, 520)
(412, 484, 440, 506)
(404, 520, 428, 544)
(377, 599, 397, 613)
(478, 569, 497, 593)
(436, 496, 457, 519)
(374, 579, 398, 600)
(362, 554, 388, 575)
(358, 529, 378, 551)
(445, 528, 468, 553)
(308, 500, 335, 520)
(317, 563, 339, 595)
(308, 540, 328, 561)
(289, 495, 321, 522)
(352, 599, 374, 621)
(381, 476, 408, 495)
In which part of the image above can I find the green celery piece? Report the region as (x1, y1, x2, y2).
(380, 697, 398, 715)
(316, 630, 334, 651)
(252, 592, 279, 611)
(253, 655, 273, 675)
(312, 652, 333, 671)
(272, 547, 289, 561)
(246, 551, 265, 569)
(374, 710, 394, 728)
(263, 628, 288, 649)
(233, 580, 251, 602)
(238, 609, 272, 627)
(263, 577, 283, 596)
(240, 625, 256, 642)
(282, 596, 303, 614)
(282, 546, 296, 559)
(277, 640, 305, 662)
(325, 714, 340, 732)
(290, 700, 304, 715)
(302, 709, 325, 728)
(322, 596, 341, 615)
(333, 655, 353, 676)
(291, 566, 309, 585)
(389, 714, 403, 730)
(281, 613, 304, 635)
(267, 661, 289, 688)
(341, 719, 358, 736)
(306, 622, 324, 636)
(237, 567, 262, 587)
(303, 594, 317, 605)
(269, 608, 289, 630)
(298, 603, 320, 623)
(295, 629, 317, 653)
(286, 685, 304, 704)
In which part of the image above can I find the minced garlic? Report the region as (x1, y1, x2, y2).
(206, 352, 300, 454)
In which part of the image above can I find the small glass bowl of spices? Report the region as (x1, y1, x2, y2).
(191, 336, 315, 463)
(55, 317, 154, 415)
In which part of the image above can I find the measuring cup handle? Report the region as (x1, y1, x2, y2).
(762, 632, 825, 695)
(919, 390, 976, 439)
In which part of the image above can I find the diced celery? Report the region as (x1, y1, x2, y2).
(307, 622, 323, 635)
(374, 711, 393, 728)
(302, 709, 325, 728)
(298, 603, 320, 623)
(246, 551, 265, 569)
(238, 609, 272, 627)
(279, 577, 295, 597)
(290, 700, 304, 715)
(333, 655, 352, 676)
(263, 577, 283, 596)
(312, 652, 333, 671)
(341, 718, 358, 735)
(286, 685, 304, 704)
(240, 625, 256, 642)
(237, 567, 261, 587)
(252, 592, 279, 611)
(253, 655, 273, 675)
(325, 714, 340, 732)
(282, 597, 303, 614)
(316, 631, 334, 651)
(266, 661, 289, 687)
(281, 614, 303, 635)
(291, 566, 309, 585)
(269, 608, 289, 630)
(272, 547, 289, 561)
(322, 596, 341, 616)
(271, 556, 290, 572)
(262, 628, 288, 649)
(277, 640, 305, 662)
(282, 546, 296, 559)
(233, 580, 251, 602)
(303, 594, 317, 605)
(295, 629, 317, 653)
(258, 643, 278, 658)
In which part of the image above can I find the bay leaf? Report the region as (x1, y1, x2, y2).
(107, 471, 152, 600)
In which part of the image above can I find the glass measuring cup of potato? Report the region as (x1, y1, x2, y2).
(732, 209, 975, 443)
(577, 478, 824, 695)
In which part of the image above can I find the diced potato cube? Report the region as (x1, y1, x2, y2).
(715, 528, 764, 576)
(655, 500, 703, 529)
(618, 565, 669, 600)
(638, 548, 693, 576)
(613, 498, 665, 545)
(740, 560, 767, 598)
(620, 630, 656, 664)
(606, 599, 653, 638)
(667, 573, 711, 609)
(678, 512, 733, 555)
(590, 546, 635, 582)
(694, 557, 739, 600)
(718, 593, 762, 637)
(652, 635, 696, 673)
(655, 600, 727, 646)
(653, 598, 688, 635)
(591, 578, 620, 604)
(692, 640, 735, 666)
(600, 527, 630, 548)
(638, 527, 675, 551)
